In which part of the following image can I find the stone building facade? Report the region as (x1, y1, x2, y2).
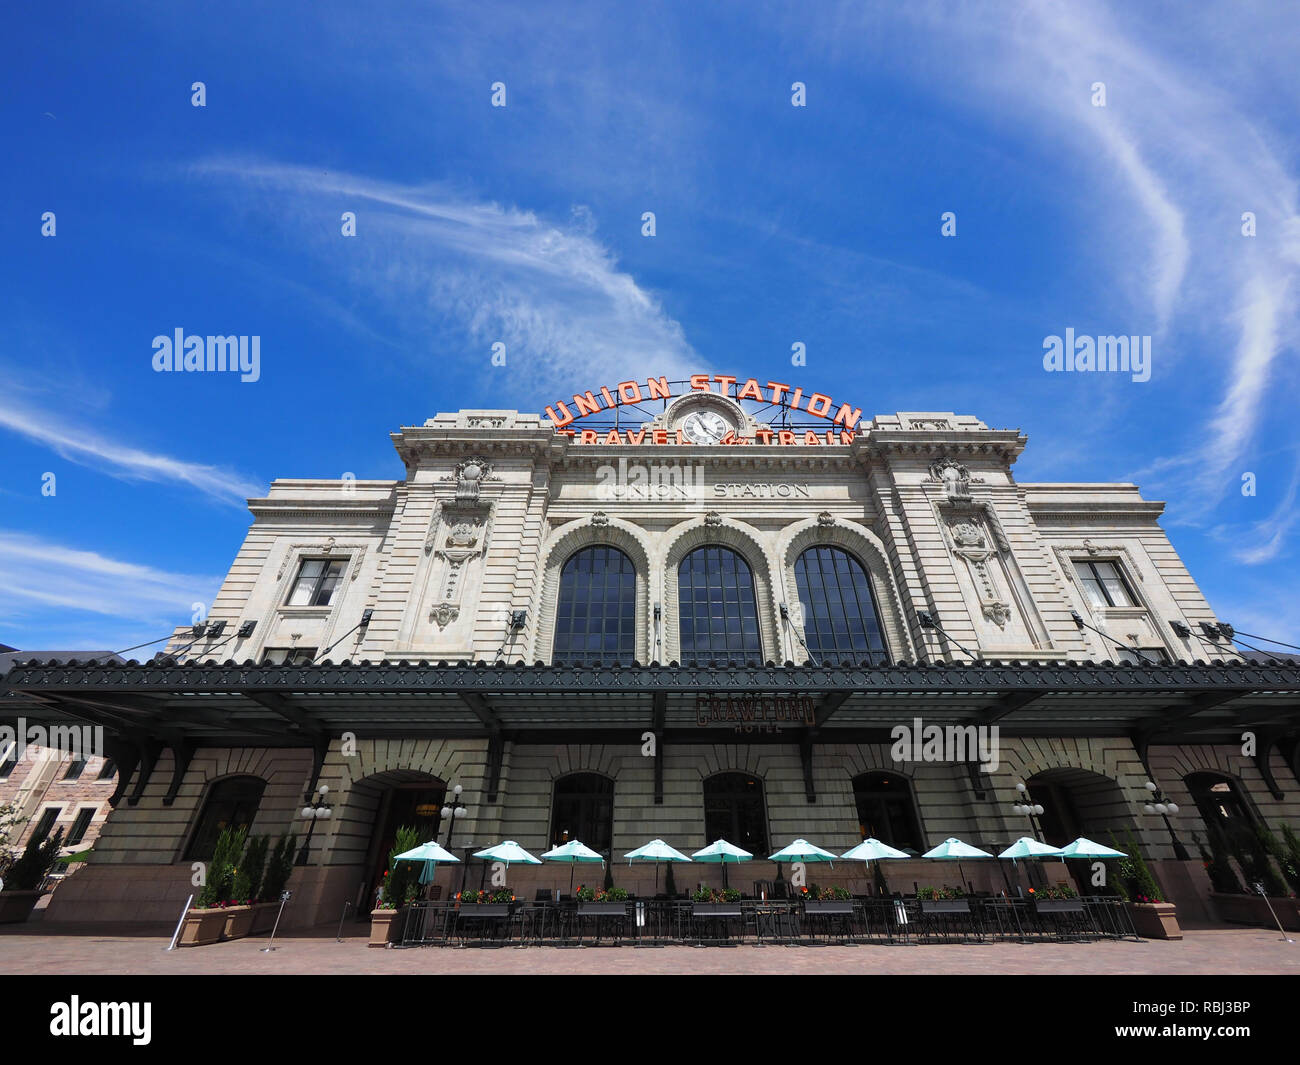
(5, 377, 1298, 928)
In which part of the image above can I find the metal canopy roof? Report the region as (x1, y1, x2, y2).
(3, 657, 1298, 747)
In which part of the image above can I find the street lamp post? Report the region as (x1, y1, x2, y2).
(296, 785, 332, 865)
(1142, 780, 1189, 860)
(1011, 783, 1048, 887)
(1011, 782, 1046, 842)
(438, 784, 468, 896)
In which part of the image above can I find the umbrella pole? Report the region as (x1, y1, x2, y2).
(723, 861, 729, 890)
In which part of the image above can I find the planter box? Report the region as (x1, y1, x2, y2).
(578, 902, 628, 916)
(0, 890, 44, 925)
(1034, 899, 1085, 914)
(463, 904, 512, 917)
(223, 905, 255, 939)
(920, 899, 970, 914)
(369, 907, 403, 948)
(1127, 901, 1182, 940)
(803, 901, 854, 914)
(178, 908, 229, 947)
(1210, 892, 1300, 931)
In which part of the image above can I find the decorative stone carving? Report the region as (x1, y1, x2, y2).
(444, 457, 495, 502)
(817, 511, 835, 527)
(430, 603, 460, 628)
(423, 502, 443, 555)
(591, 511, 610, 526)
(910, 419, 953, 431)
(928, 458, 976, 501)
(946, 516, 1012, 630)
(704, 511, 723, 526)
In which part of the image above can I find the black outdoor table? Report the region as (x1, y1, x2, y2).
(454, 903, 514, 945)
(575, 902, 630, 944)
(690, 903, 744, 943)
(801, 901, 855, 944)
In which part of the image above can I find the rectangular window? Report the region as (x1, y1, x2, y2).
(66, 808, 96, 846)
(1072, 559, 1137, 608)
(286, 558, 346, 607)
(1115, 646, 1170, 665)
(262, 647, 318, 665)
(97, 758, 117, 780)
(0, 742, 16, 779)
(63, 758, 86, 781)
(32, 807, 61, 841)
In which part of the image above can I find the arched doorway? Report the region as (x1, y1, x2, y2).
(1026, 767, 1137, 894)
(347, 771, 446, 914)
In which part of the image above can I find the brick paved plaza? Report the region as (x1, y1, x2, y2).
(3, 923, 1297, 975)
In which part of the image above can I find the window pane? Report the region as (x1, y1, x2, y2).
(553, 546, 637, 664)
(678, 546, 762, 665)
(794, 547, 886, 665)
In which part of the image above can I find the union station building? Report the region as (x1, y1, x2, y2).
(5, 374, 1299, 927)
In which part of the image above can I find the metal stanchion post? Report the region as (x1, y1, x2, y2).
(261, 890, 291, 952)
(1255, 882, 1295, 943)
(166, 894, 194, 951)
(335, 899, 352, 942)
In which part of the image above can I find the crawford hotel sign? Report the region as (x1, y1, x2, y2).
(545, 373, 863, 446)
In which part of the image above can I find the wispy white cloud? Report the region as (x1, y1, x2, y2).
(816, 0, 1300, 553)
(0, 531, 222, 639)
(0, 396, 262, 507)
(185, 160, 698, 392)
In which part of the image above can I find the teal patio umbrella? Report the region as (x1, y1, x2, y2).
(692, 839, 753, 890)
(841, 837, 910, 896)
(541, 839, 606, 894)
(625, 839, 692, 895)
(1057, 837, 1126, 859)
(472, 840, 542, 893)
(769, 839, 838, 896)
(392, 839, 460, 887)
(921, 837, 994, 894)
(998, 837, 1063, 894)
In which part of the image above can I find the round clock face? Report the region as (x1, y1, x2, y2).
(681, 409, 731, 445)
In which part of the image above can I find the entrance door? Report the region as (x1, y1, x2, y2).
(365, 784, 445, 908)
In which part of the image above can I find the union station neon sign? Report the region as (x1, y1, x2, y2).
(545, 373, 863, 446)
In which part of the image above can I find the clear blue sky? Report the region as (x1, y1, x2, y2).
(2, 2, 1298, 653)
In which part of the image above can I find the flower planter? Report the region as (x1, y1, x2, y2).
(803, 901, 854, 915)
(0, 890, 44, 925)
(1126, 901, 1181, 940)
(223, 905, 255, 940)
(178, 907, 230, 947)
(1209, 892, 1300, 931)
(1034, 899, 1085, 914)
(578, 902, 628, 916)
(369, 907, 403, 948)
(920, 899, 970, 914)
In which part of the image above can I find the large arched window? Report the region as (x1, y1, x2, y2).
(184, 775, 266, 860)
(1186, 772, 1256, 847)
(703, 773, 768, 857)
(678, 545, 762, 664)
(853, 772, 923, 853)
(794, 546, 886, 665)
(550, 773, 614, 857)
(552, 546, 637, 664)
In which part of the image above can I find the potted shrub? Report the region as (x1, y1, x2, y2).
(253, 833, 295, 934)
(179, 825, 246, 946)
(225, 834, 270, 939)
(804, 885, 853, 913)
(1031, 883, 1085, 913)
(578, 885, 629, 915)
(1110, 829, 1181, 940)
(370, 826, 418, 947)
(0, 824, 64, 924)
(917, 886, 970, 913)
